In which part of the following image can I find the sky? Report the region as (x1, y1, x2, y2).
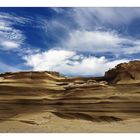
(0, 7, 140, 76)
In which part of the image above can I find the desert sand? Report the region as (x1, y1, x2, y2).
(0, 60, 140, 132)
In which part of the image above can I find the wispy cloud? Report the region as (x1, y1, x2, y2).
(73, 8, 140, 28)
(59, 30, 140, 56)
(0, 12, 30, 50)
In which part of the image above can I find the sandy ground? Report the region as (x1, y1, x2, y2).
(0, 111, 140, 133)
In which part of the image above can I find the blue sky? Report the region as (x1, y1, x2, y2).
(1, 7, 140, 76)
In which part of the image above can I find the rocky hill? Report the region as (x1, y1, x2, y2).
(105, 60, 140, 84)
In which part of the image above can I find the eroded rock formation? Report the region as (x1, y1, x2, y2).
(0, 60, 140, 127)
(105, 60, 140, 84)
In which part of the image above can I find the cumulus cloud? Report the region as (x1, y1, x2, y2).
(23, 49, 128, 76)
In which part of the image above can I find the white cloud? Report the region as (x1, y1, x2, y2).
(59, 30, 140, 55)
(23, 49, 128, 76)
(1, 41, 19, 49)
(0, 12, 27, 50)
(63, 30, 120, 52)
(23, 50, 75, 71)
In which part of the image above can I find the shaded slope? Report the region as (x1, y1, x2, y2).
(105, 60, 140, 84)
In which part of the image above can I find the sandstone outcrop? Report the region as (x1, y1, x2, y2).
(105, 60, 140, 84)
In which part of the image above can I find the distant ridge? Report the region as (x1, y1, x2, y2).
(1, 60, 140, 84)
(0, 71, 65, 81)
